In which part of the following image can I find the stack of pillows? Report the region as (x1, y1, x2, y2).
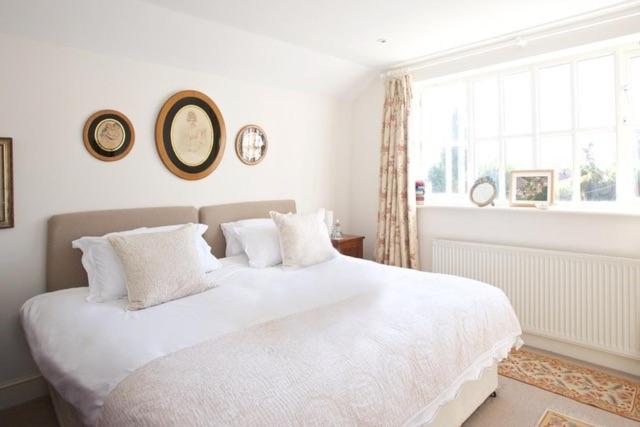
(73, 209, 336, 310)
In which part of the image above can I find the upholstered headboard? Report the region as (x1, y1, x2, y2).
(46, 207, 198, 292)
(45, 200, 296, 292)
(199, 199, 296, 258)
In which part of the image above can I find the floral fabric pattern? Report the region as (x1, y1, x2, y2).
(375, 74, 419, 269)
(500, 348, 640, 422)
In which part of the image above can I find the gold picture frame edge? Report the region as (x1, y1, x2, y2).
(235, 124, 268, 166)
(0, 137, 14, 229)
(82, 109, 135, 162)
(508, 169, 555, 207)
(155, 90, 227, 180)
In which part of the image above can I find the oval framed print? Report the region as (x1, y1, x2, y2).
(155, 90, 226, 180)
(235, 124, 268, 165)
(83, 110, 135, 161)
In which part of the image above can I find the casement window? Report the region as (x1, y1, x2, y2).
(415, 44, 640, 207)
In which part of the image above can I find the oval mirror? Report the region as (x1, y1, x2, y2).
(235, 124, 267, 165)
(470, 177, 497, 207)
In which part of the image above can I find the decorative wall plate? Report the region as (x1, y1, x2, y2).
(83, 110, 134, 161)
(235, 124, 268, 165)
(155, 90, 226, 180)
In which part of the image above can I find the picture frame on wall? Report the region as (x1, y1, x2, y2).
(155, 90, 226, 180)
(509, 169, 555, 207)
(0, 137, 14, 229)
(235, 124, 268, 165)
(82, 110, 135, 161)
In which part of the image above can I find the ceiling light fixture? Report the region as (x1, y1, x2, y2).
(514, 36, 528, 48)
(376, 38, 387, 44)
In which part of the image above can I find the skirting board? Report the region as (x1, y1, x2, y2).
(0, 374, 47, 410)
(522, 333, 640, 377)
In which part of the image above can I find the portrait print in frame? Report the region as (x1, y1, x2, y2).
(155, 90, 226, 180)
(82, 110, 135, 161)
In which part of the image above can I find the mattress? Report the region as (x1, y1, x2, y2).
(21, 254, 521, 426)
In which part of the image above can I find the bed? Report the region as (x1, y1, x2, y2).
(21, 200, 522, 427)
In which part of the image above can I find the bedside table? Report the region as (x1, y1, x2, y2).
(331, 234, 365, 258)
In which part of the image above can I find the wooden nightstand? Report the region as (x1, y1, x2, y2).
(331, 234, 365, 258)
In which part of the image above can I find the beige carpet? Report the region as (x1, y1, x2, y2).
(464, 376, 640, 427)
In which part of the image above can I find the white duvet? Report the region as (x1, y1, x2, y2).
(21, 255, 522, 426)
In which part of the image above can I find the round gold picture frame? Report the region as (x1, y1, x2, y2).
(235, 124, 268, 165)
(155, 90, 226, 180)
(83, 110, 135, 162)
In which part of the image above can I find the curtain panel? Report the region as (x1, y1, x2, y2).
(375, 74, 420, 269)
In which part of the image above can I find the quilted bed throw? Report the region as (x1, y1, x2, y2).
(98, 277, 521, 427)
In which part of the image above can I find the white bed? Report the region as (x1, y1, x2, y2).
(23, 254, 521, 426)
(22, 201, 522, 426)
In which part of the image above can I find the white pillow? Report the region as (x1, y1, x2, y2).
(220, 218, 274, 257)
(235, 222, 282, 268)
(270, 209, 336, 267)
(108, 225, 213, 310)
(73, 223, 220, 303)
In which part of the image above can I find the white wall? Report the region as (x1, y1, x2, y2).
(0, 32, 358, 407)
(348, 81, 384, 259)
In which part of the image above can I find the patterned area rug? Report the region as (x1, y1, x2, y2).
(499, 349, 640, 422)
(537, 409, 595, 427)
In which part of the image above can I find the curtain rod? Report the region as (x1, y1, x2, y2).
(380, 0, 640, 79)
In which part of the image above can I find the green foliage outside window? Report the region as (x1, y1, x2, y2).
(580, 142, 616, 201)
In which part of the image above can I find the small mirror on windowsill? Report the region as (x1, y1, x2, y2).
(470, 177, 497, 207)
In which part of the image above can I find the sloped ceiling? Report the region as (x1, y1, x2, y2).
(144, 0, 625, 67)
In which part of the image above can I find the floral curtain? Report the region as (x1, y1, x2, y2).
(375, 74, 420, 269)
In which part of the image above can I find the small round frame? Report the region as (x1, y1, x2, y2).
(235, 124, 268, 165)
(83, 110, 135, 161)
(469, 176, 497, 207)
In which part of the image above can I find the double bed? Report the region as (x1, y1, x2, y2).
(21, 200, 522, 426)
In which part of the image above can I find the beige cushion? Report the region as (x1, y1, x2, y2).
(108, 224, 213, 310)
(270, 209, 335, 267)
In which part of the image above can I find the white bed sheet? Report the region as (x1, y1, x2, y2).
(21, 255, 521, 426)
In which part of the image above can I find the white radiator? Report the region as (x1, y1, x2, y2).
(432, 239, 640, 360)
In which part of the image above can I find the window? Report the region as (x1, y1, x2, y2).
(415, 45, 640, 206)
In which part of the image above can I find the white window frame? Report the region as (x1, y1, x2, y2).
(414, 42, 640, 209)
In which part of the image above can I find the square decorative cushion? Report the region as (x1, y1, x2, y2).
(73, 223, 220, 303)
(108, 224, 214, 310)
(269, 209, 336, 267)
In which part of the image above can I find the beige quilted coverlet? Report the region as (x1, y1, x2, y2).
(98, 277, 521, 426)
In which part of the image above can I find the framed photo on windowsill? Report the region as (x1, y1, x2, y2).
(0, 137, 14, 228)
(509, 169, 554, 207)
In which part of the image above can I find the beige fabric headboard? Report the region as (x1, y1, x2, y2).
(199, 199, 296, 258)
(47, 207, 198, 292)
(46, 200, 296, 292)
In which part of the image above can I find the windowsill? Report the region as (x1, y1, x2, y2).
(417, 200, 640, 218)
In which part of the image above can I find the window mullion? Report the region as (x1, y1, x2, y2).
(571, 61, 580, 202)
(498, 76, 506, 200)
(467, 81, 476, 191)
(532, 66, 540, 168)
(615, 49, 631, 203)
(445, 142, 452, 193)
